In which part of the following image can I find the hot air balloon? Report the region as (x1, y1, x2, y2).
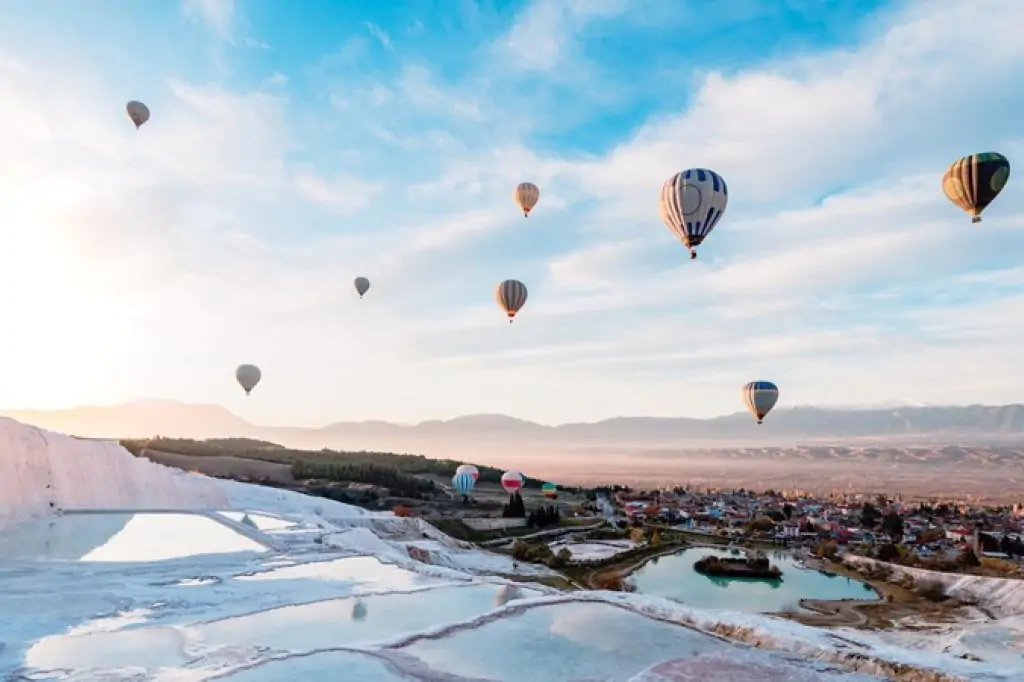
(500, 470, 524, 495)
(235, 364, 262, 396)
(742, 381, 779, 425)
(514, 182, 539, 217)
(452, 471, 475, 502)
(455, 464, 479, 482)
(541, 482, 558, 499)
(125, 100, 150, 129)
(496, 279, 528, 323)
(354, 276, 370, 299)
(942, 152, 1011, 224)
(659, 168, 729, 260)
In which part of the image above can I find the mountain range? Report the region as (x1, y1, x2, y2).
(6, 400, 1024, 447)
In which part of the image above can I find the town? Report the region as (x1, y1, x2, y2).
(589, 485, 1024, 576)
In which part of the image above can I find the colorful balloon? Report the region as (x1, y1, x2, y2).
(942, 152, 1011, 223)
(455, 464, 479, 482)
(501, 470, 524, 494)
(495, 279, 528, 323)
(742, 381, 779, 425)
(235, 364, 262, 396)
(659, 168, 729, 260)
(125, 100, 150, 129)
(452, 472, 475, 496)
(514, 182, 540, 217)
(354, 276, 370, 298)
(541, 482, 558, 499)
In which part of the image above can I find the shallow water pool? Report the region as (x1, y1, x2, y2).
(196, 583, 538, 651)
(0, 511, 268, 562)
(402, 601, 730, 681)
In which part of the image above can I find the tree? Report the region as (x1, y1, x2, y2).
(860, 502, 881, 528)
(748, 516, 776, 533)
(881, 512, 904, 543)
(957, 549, 981, 569)
(876, 543, 901, 562)
(502, 491, 527, 518)
(782, 503, 794, 520)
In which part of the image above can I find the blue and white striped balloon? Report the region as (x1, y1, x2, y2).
(742, 381, 779, 425)
(452, 472, 475, 496)
(659, 168, 729, 260)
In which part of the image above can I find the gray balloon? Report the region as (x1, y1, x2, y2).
(354, 276, 370, 299)
(235, 364, 262, 396)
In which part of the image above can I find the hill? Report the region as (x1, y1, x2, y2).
(8, 401, 1024, 446)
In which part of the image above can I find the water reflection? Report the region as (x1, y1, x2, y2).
(0, 512, 267, 562)
(404, 601, 728, 682)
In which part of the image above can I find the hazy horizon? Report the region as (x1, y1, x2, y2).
(2, 1, 1023, 427)
(8, 399, 1024, 500)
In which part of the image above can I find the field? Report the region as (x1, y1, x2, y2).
(141, 449, 295, 485)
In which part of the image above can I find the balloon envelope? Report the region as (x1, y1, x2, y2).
(125, 100, 150, 129)
(659, 168, 728, 258)
(742, 381, 779, 424)
(354, 276, 370, 298)
(541, 482, 558, 499)
(235, 364, 262, 395)
(942, 152, 1010, 223)
(501, 470, 524, 494)
(514, 182, 540, 216)
(455, 464, 479, 481)
(495, 279, 528, 322)
(452, 472, 475, 496)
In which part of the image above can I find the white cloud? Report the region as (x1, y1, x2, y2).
(293, 171, 383, 216)
(182, 0, 236, 41)
(365, 22, 394, 51)
(497, 0, 630, 71)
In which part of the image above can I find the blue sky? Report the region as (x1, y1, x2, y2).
(1, 0, 1023, 426)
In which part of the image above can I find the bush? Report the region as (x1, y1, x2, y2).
(510, 540, 554, 564)
(980, 557, 1019, 575)
(393, 505, 413, 517)
(591, 571, 635, 592)
(876, 543, 901, 562)
(547, 547, 573, 569)
(813, 540, 838, 560)
(956, 549, 981, 569)
(913, 579, 947, 602)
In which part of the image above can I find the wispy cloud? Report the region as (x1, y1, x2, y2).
(365, 22, 394, 51)
(181, 0, 236, 41)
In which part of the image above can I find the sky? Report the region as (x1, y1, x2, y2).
(1, 0, 1024, 427)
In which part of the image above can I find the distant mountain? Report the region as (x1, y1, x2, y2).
(1, 400, 255, 440)
(5, 401, 1024, 447)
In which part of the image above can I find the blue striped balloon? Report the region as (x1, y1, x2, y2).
(452, 472, 475, 495)
(741, 380, 779, 424)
